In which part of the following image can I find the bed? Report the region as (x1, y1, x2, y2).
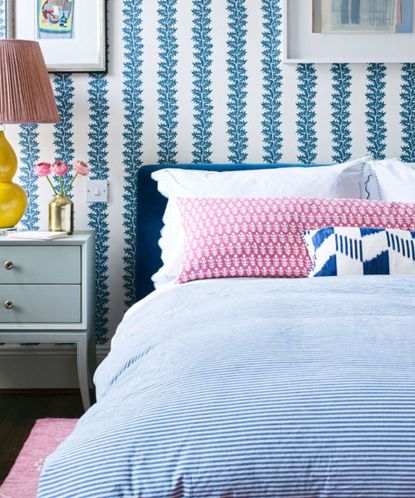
(37, 164, 415, 498)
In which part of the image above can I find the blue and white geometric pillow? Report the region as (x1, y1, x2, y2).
(304, 227, 415, 277)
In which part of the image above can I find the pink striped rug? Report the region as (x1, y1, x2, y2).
(0, 418, 77, 498)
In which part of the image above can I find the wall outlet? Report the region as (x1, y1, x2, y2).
(87, 179, 108, 203)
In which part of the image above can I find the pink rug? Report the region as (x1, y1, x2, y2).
(0, 418, 77, 498)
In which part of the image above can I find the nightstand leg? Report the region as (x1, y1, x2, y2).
(88, 332, 97, 383)
(77, 337, 91, 411)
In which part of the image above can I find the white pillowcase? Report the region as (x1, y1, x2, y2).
(152, 159, 371, 288)
(366, 158, 415, 202)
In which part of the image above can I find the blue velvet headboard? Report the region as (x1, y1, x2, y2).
(135, 163, 328, 301)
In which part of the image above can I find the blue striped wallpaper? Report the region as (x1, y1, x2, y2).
(122, 0, 144, 311)
(158, 0, 178, 165)
(53, 74, 75, 194)
(261, 0, 283, 164)
(296, 64, 318, 164)
(331, 64, 352, 163)
(366, 64, 387, 160)
(401, 64, 415, 162)
(18, 125, 40, 231)
(0, 0, 414, 342)
(192, 0, 213, 164)
(227, 0, 248, 164)
(88, 74, 110, 344)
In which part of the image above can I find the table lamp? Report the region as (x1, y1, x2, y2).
(0, 40, 59, 228)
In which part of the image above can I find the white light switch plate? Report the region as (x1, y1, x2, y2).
(87, 179, 108, 203)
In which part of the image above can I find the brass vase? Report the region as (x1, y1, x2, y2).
(48, 195, 74, 234)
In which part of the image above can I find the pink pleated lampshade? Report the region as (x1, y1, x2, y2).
(0, 40, 59, 124)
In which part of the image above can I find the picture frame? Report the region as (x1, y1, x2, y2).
(283, 0, 415, 64)
(5, 0, 107, 73)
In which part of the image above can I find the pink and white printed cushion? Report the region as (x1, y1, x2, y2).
(176, 197, 415, 283)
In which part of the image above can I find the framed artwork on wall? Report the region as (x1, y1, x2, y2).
(5, 0, 107, 72)
(283, 0, 415, 63)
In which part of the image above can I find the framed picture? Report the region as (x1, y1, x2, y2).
(6, 0, 107, 73)
(283, 0, 415, 63)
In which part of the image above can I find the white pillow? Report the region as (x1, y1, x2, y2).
(366, 158, 415, 202)
(152, 158, 371, 288)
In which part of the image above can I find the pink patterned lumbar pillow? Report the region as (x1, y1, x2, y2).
(176, 197, 415, 283)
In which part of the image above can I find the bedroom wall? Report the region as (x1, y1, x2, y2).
(1, 0, 414, 345)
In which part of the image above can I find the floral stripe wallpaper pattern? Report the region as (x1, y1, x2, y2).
(0, 2, 4, 43)
(296, 64, 318, 164)
(401, 64, 415, 163)
(53, 74, 75, 194)
(261, 0, 283, 164)
(122, 0, 144, 310)
(18, 125, 40, 231)
(88, 74, 110, 344)
(227, 0, 248, 164)
(331, 64, 352, 164)
(192, 0, 213, 164)
(0, 0, 414, 342)
(157, 0, 178, 165)
(366, 64, 387, 160)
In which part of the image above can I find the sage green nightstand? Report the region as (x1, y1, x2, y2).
(0, 231, 95, 410)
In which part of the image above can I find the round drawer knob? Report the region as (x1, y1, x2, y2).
(4, 261, 14, 270)
(4, 300, 13, 310)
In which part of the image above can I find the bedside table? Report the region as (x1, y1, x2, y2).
(0, 231, 95, 410)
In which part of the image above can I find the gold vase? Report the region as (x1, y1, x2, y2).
(48, 195, 74, 234)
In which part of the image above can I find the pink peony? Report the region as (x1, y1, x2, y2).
(33, 162, 51, 177)
(73, 160, 89, 176)
(51, 160, 69, 176)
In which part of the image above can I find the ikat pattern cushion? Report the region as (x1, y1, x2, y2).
(176, 197, 415, 283)
(304, 227, 415, 277)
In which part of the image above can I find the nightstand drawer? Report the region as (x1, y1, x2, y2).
(0, 285, 81, 323)
(0, 246, 81, 284)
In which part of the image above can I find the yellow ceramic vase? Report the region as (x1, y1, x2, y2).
(0, 131, 27, 228)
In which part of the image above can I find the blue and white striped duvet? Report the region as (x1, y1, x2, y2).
(38, 277, 415, 497)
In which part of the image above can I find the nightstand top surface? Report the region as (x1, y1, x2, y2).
(0, 231, 94, 245)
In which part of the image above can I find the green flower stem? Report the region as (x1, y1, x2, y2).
(65, 173, 78, 195)
(59, 176, 64, 196)
(46, 175, 58, 195)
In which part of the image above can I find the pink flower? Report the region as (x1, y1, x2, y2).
(73, 160, 89, 176)
(33, 162, 51, 177)
(51, 160, 69, 176)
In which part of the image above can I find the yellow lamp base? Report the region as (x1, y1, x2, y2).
(0, 182, 27, 228)
(0, 131, 27, 228)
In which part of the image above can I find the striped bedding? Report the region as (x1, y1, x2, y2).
(38, 277, 415, 497)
